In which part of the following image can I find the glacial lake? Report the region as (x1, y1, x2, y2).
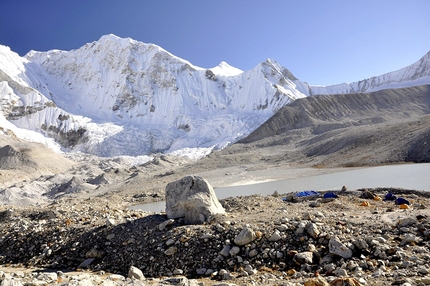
(130, 163, 430, 213)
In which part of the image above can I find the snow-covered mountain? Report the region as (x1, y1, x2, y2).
(307, 51, 430, 95)
(0, 34, 429, 157)
(0, 34, 308, 157)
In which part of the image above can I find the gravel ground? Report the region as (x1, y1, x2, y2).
(1, 187, 430, 285)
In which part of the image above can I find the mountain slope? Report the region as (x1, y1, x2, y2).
(241, 85, 430, 143)
(224, 85, 430, 168)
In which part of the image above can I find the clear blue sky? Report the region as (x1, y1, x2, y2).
(1, 0, 429, 85)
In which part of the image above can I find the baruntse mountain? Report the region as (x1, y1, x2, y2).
(0, 34, 307, 156)
(0, 34, 429, 157)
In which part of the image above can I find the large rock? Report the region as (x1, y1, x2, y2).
(165, 176, 225, 224)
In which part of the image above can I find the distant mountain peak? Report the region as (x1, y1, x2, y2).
(210, 61, 243, 76)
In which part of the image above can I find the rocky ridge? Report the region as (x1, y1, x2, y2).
(1, 187, 430, 285)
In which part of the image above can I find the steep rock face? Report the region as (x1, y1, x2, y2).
(0, 46, 86, 149)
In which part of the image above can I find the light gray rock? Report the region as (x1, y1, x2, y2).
(404, 233, 417, 243)
(329, 236, 352, 259)
(106, 218, 116, 226)
(269, 230, 282, 242)
(219, 269, 234, 280)
(229, 246, 240, 256)
(306, 222, 320, 238)
(244, 265, 257, 275)
(234, 227, 256, 246)
(158, 218, 175, 230)
(249, 249, 258, 258)
(398, 217, 417, 228)
(128, 266, 145, 280)
(220, 244, 231, 257)
(293, 251, 313, 265)
(165, 176, 225, 224)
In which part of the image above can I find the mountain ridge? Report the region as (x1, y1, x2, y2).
(1, 34, 429, 156)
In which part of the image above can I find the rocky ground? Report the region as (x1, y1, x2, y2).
(1, 187, 430, 285)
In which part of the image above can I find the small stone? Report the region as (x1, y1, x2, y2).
(106, 218, 116, 226)
(418, 267, 429, 275)
(234, 227, 256, 246)
(128, 266, 145, 280)
(293, 251, 313, 265)
(173, 269, 183, 275)
(106, 234, 115, 241)
(37, 272, 57, 282)
(108, 274, 125, 281)
(165, 238, 175, 246)
(329, 236, 352, 259)
(404, 233, 417, 243)
(398, 217, 417, 228)
(77, 258, 94, 269)
(308, 244, 317, 252)
(220, 245, 231, 257)
(244, 265, 257, 275)
(249, 249, 258, 258)
(158, 219, 175, 231)
(219, 269, 234, 280)
(196, 268, 206, 275)
(352, 239, 368, 250)
(269, 230, 282, 242)
(229, 246, 240, 256)
(164, 246, 177, 256)
(306, 222, 320, 238)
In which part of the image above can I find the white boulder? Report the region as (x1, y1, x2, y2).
(165, 176, 225, 224)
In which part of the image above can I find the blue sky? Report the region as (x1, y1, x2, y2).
(1, 0, 429, 85)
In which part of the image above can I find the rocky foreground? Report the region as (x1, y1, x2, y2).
(1, 187, 430, 285)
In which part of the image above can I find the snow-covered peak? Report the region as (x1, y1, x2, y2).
(210, 61, 243, 76)
(0, 45, 31, 85)
(1, 35, 309, 156)
(308, 50, 430, 95)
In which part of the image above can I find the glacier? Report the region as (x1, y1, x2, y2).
(0, 34, 429, 157)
